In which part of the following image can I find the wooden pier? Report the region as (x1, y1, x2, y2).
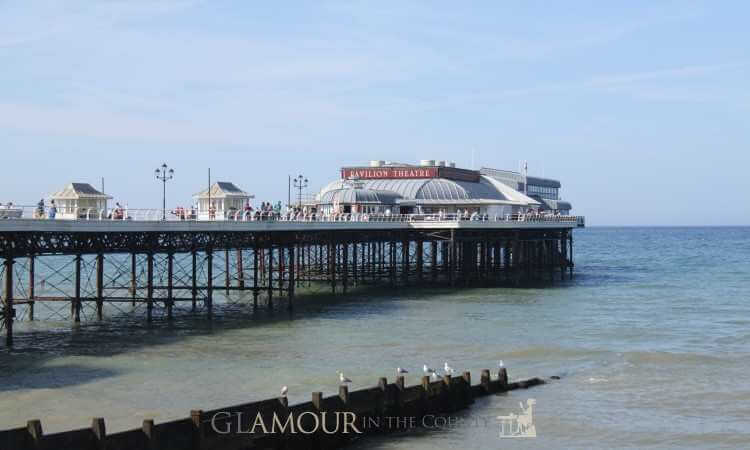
(0, 367, 547, 450)
(1, 218, 578, 346)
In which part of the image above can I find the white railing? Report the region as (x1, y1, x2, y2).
(1, 205, 583, 225)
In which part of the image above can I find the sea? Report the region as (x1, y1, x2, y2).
(1, 227, 749, 449)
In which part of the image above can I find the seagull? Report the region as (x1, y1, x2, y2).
(338, 372, 352, 385)
(280, 386, 288, 397)
(444, 362, 454, 375)
(423, 364, 436, 374)
(498, 360, 504, 368)
(431, 371, 442, 380)
(396, 367, 408, 375)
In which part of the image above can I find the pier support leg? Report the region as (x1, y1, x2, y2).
(253, 248, 259, 309)
(416, 240, 423, 284)
(146, 253, 153, 322)
(237, 249, 245, 289)
(342, 243, 349, 294)
(225, 249, 230, 296)
(167, 253, 174, 320)
(288, 246, 294, 311)
(74, 254, 82, 323)
(28, 255, 35, 321)
(96, 254, 104, 320)
(131, 253, 137, 307)
(431, 241, 437, 282)
(569, 233, 574, 278)
(330, 243, 336, 294)
(206, 249, 213, 317)
(402, 239, 409, 285)
(449, 231, 455, 287)
(4, 257, 13, 346)
(267, 247, 273, 309)
(191, 250, 197, 312)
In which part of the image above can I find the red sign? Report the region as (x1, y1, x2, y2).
(341, 167, 439, 179)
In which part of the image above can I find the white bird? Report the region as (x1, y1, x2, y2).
(431, 371, 442, 380)
(444, 362, 454, 375)
(338, 372, 352, 384)
(498, 360, 504, 368)
(423, 364, 436, 374)
(396, 367, 408, 375)
(280, 386, 288, 397)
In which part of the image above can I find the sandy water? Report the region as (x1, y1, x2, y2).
(2, 227, 749, 449)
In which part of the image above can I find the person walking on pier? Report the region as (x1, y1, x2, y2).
(35, 199, 45, 219)
(48, 200, 57, 219)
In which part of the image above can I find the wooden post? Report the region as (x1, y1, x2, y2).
(4, 256, 13, 345)
(27, 419, 43, 447)
(339, 385, 349, 405)
(96, 254, 104, 320)
(480, 369, 491, 394)
(498, 367, 508, 390)
(167, 253, 174, 320)
(74, 254, 82, 323)
(142, 419, 157, 450)
(28, 255, 35, 321)
(191, 409, 205, 450)
(92, 417, 106, 449)
(463, 371, 474, 405)
(146, 253, 154, 322)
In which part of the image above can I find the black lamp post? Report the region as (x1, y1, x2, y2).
(155, 163, 174, 220)
(293, 174, 308, 208)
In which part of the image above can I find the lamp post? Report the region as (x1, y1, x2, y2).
(155, 163, 174, 220)
(293, 174, 308, 208)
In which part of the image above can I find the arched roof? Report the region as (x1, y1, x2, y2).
(316, 176, 531, 205)
(318, 188, 401, 205)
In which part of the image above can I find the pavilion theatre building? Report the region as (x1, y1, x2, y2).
(314, 160, 574, 216)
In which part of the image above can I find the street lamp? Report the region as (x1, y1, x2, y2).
(155, 163, 174, 220)
(293, 174, 308, 208)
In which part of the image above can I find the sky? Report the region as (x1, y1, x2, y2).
(1, 0, 749, 226)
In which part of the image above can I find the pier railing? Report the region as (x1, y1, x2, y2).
(2, 205, 583, 226)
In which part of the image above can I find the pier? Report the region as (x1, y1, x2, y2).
(0, 366, 546, 450)
(0, 214, 582, 346)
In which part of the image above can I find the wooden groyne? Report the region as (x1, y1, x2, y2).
(0, 368, 546, 450)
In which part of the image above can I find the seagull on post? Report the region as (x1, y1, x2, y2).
(423, 364, 436, 374)
(338, 372, 352, 385)
(280, 386, 288, 397)
(444, 362, 454, 375)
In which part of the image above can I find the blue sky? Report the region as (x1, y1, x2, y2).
(1, 0, 748, 225)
